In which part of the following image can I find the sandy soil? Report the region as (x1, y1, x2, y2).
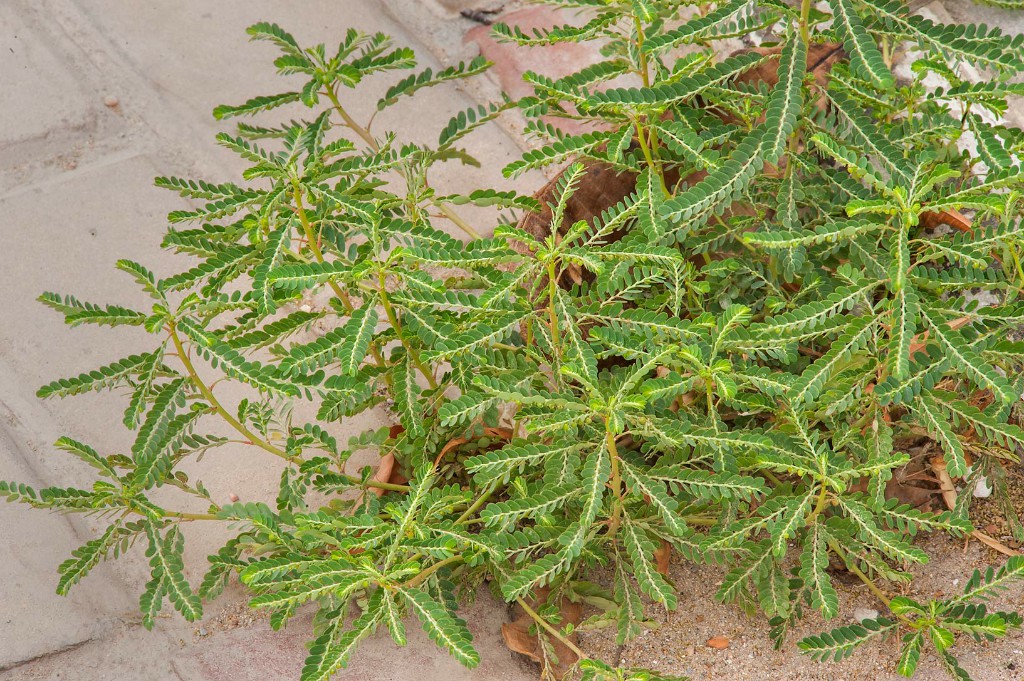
(578, 517, 1024, 681)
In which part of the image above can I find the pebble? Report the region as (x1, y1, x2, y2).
(228, 492, 239, 502)
(964, 289, 1000, 309)
(974, 476, 993, 498)
(854, 608, 879, 623)
(103, 95, 119, 108)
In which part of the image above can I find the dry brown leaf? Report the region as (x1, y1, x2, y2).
(501, 588, 583, 678)
(514, 43, 845, 255)
(655, 539, 672, 577)
(931, 457, 1021, 557)
(433, 426, 513, 467)
(907, 315, 973, 356)
(707, 635, 730, 649)
(847, 445, 938, 510)
(920, 209, 972, 234)
(370, 453, 408, 498)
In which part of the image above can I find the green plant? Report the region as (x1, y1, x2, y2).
(6, 1, 1024, 679)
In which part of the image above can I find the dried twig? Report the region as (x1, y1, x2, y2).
(931, 457, 1021, 558)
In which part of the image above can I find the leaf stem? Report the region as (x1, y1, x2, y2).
(704, 376, 716, 417)
(403, 554, 464, 588)
(377, 271, 439, 390)
(436, 201, 483, 240)
(632, 14, 668, 193)
(515, 596, 587, 660)
(606, 429, 624, 539)
(799, 0, 813, 46)
(169, 323, 299, 464)
(547, 264, 561, 345)
(1008, 243, 1024, 300)
(169, 324, 408, 492)
(826, 538, 902, 615)
(293, 183, 396, 379)
(292, 183, 356, 313)
(326, 88, 379, 150)
(635, 119, 662, 183)
(547, 262, 562, 381)
(454, 486, 496, 525)
(810, 481, 830, 520)
(163, 510, 219, 521)
(326, 88, 481, 240)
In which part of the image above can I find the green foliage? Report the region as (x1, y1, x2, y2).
(10, 5, 1024, 681)
(801, 564, 1024, 676)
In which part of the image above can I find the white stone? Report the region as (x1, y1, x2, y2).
(854, 607, 880, 623)
(974, 475, 994, 498)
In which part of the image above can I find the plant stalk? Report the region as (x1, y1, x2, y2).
(515, 597, 587, 660)
(799, 0, 813, 46)
(810, 481, 830, 520)
(326, 88, 481, 240)
(292, 184, 357, 311)
(606, 429, 624, 538)
(326, 88, 379, 150)
(404, 554, 464, 588)
(163, 510, 219, 521)
(294, 183, 397, 379)
(547, 262, 562, 382)
(170, 324, 300, 464)
(377, 271, 439, 390)
(826, 538, 904, 617)
(454, 486, 496, 525)
(436, 202, 483, 239)
(633, 14, 668, 193)
(169, 324, 408, 492)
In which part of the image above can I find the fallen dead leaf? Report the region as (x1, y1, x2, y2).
(370, 453, 408, 498)
(848, 443, 938, 510)
(920, 208, 972, 234)
(502, 587, 583, 678)
(707, 636, 730, 649)
(655, 539, 671, 577)
(931, 457, 1021, 557)
(433, 426, 513, 467)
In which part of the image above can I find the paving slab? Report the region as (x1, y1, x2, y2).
(0, 4, 130, 196)
(0, 588, 530, 681)
(70, 0, 539, 192)
(464, 4, 630, 138)
(0, 152, 196, 593)
(184, 591, 532, 681)
(0, 619, 193, 681)
(0, 3, 96, 145)
(0, 423, 130, 671)
(434, 0, 505, 13)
